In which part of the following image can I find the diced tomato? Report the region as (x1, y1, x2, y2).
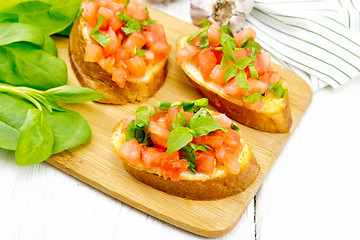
(193, 134, 223, 149)
(82, 1, 99, 27)
(208, 23, 221, 47)
(118, 138, 142, 165)
(148, 121, 170, 148)
(234, 48, 248, 60)
(198, 49, 217, 82)
(218, 129, 241, 148)
(104, 2, 124, 12)
(213, 48, 224, 64)
(110, 14, 124, 32)
(190, 36, 200, 47)
(126, 55, 147, 78)
(213, 114, 232, 128)
(98, 56, 116, 74)
(247, 78, 269, 94)
(103, 28, 120, 57)
(215, 145, 241, 174)
(114, 48, 131, 63)
(112, 67, 128, 88)
(121, 114, 136, 133)
(141, 147, 166, 168)
(149, 109, 167, 128)
(210, 65, 226, 86)
(176, 45, 199, 63)
(161, 151, 189, 181)
(150, 41, 170, 61)
(144, 24, 166, 42)
(234, 27, 257, 47)
(184, 111, 194, 123)
(84, 43, 104, 62)
(254, 52, 271, 74)
(165, 106, 181, 130)
(144, 50, 155, 63)
(124, 32, 147, 52)
(126, 1, 148, 21)
(260, 71, 281, 85)
(243, 100, 264, 111)
(195, 150, 215, 175)
(97, 7, 113, 31)
(223, 79, 246, 98)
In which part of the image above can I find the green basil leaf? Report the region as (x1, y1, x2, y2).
(90, 15, 111, 47)
(188, 116, 225, 138)
(199, 30, 209, 49)
(181, 145, 196, 172)
(166, 127, 193, 154)
(1, 0, 82, 35)
(189, 142, 212, 152)
(136, 106, 148, 123)
(235, 70, 249, 91)
(243, 91, 262, 103)
(125, 0, 130, 8)
(187, 108, 212, 127)
(159, 101, 172, 109)
(0, 42, 67, 90)
(15, 108, 54, 166)
(118, 12, 131, 23)
(231, 123, 240, 132)
(0, 120, 19, 150)
(224, 65, 237, 84)
(125, 120, 144, 142)
(248, 63, 259, 79)
(141, 19, 156, 26)
(187, 19, 210, 46)
(194, 98, 208, 111)
(220, 54, 228, 68)
(219, 25, 234, 37)
(121, 18, 141, 35)
(268, 81, 287, 98)
(44, 85, 106, 103)
(134, 46, 145, 56)
(236, 57, 252, 69)
(222, 41, 237, 64)
(170, 108, 186, 131)
(171, 100, 185, 108)
(220, 25, 236, 50)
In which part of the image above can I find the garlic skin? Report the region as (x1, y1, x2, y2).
(191, 0, 254, 32)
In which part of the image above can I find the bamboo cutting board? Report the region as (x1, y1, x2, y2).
(47, 8, 312, 238)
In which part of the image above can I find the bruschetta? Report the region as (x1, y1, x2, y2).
(69, 0, 170, 104)
(111, 99, 260, 200)
(176, 22, 292, 133)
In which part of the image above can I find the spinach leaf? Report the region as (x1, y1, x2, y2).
(166, 127, 193, 154)
(0, 42, 67, 89)
(0, 120, 19, 150)
(0, 0, 82, 36)
(43, 108, 91, 154)
(0, 22, 57, 55)
(44, 85, 106, 103)
(15, 108, 54, 166)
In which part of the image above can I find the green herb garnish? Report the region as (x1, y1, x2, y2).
(243, 91, 262, 103)
(181, 143, 212, 172)
(268, 81, 288, 98)
(125, 0, 130, 9)
(126, 106, 150, 146)
(187, 19, 210, 49)
(134, 46, 145, 56)
(90, 15, 111, 47)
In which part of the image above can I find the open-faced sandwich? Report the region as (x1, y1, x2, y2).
(112, 99, 260, 200)
(176, 21, 292, 133)
(69, 0, 170, 104)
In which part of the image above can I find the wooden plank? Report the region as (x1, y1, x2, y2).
(45, 8, 312, 237)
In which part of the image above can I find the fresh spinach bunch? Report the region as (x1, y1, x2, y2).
(0, 83, 105, 166)
(0, 0, 82, 36)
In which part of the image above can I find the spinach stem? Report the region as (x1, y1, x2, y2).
(0, 83, 42, 110)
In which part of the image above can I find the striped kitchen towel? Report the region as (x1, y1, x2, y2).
(246, 0, 360, 90)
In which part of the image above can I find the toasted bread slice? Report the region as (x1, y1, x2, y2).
(176, 37, 292, 133)
(69, 10, 168, 104)
(112, 119, 260, 200)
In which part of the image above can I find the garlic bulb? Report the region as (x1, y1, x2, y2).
(190, 0, 254, 32)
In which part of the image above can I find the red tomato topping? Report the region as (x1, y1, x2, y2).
(213, 113, 232, 128)
(223, 79, 246, 98)
(125, 1, 149, 22)
(244, 100, 264, 111)
(247, 78, 269, 94)
(82, 1, 99, 27)
(193, 134, 223, 149)
(141, 147, 166, 168)
(121, 114, 136, 133)
(176, 45, 199, 63)
(127, 55, 147, 78)
(198, 49, 217, 82)
(210, 65, 226, 86)
(254, 52, 271, 74)
(234, 48, 248, 60)
(118, 138, 142, 165)
(234, 27, 257, 47)
(112, 67, 128, 88)
(97, 6, 113, 31)
(124, 32, 147, 52)
(103, 27, 120, 57)
(161, 151, 190, 181)
(150, 41, 170, 61)
(195, 150, 215, 175)
(164, 106, 181, 130)
(148, 121, 170, 148)
(84, 43, 104, 62)
(208, 23, 221, 47)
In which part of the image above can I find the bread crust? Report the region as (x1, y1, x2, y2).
(176, 37, 292, 133)
(112, 119, 260, 200)
(69, 17, 168, 104)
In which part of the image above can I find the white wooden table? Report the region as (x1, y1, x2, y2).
(1, 1, 360, 239)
